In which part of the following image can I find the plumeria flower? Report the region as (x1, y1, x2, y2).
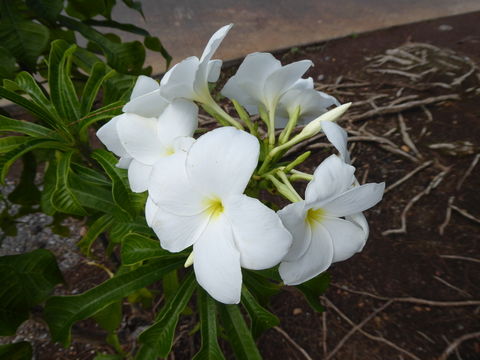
(275, 85, 340, 128)
(278, 155, 384, 285)
(147, 127, 292, 303)
(96, 95, 198, 192)
(221, 52, 312, 116)
(157, 24, 232, 105)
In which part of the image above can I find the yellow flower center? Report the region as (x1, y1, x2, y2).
(306, 208, 325, 227)
(165, 146, 175, 156)
(204, 197, 224, 219)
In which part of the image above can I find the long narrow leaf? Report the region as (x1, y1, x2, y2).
(137, 272, 196, 358)
(77, 214, 114, 256)
(45, 258, 184, 346)
(192, 289, 225, 360)
(0, 136, 28, 154)
(48, 40, 81, 122)
(121, 233, 169, 265)
(14, 71, 52, 111)
(80, 63, 114, 116)
(0, 115, 59, 138)
(218, 304, 262, 360)
(241, 287, 279, 339)
(51, 151, 86, 216)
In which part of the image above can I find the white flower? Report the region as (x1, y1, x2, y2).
(221, 52, 338, 128)
(275, 84, 340, 128)
(278, 155, 384, 285)
(147, 127, 292, 303)
(96, 95, 198, 192)
(156, 24, 232, 104)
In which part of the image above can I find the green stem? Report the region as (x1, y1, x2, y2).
(232, 99, 256, 135)
(266, 174, 302, 203)
(205, 101, 244, 130)
(277, 171, 303, 202)
(278, 106, 301, 145)
(267, 105, 277, 149)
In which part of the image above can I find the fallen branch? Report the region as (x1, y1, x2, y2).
(398, 113, 422, 158)
(456, 153, 480, 191)
(439, 196, 455, 235)
(439, 255, 480, 264)
(451, 205, 480, 225)
(385, 161, 433, 194)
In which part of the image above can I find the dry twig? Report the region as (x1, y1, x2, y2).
(438, 331, 480, 360)
(322, 297, 422, 360)
(456, 153, 480, 191)
(439, 255, 480, 264)
(439, 196, 455, 235)
(273, 326, 314, 360)
(451, 205, 480, 225)
(384, 161, 433, 194)
(433, 275, 472, 298)
(398, 113, 421, 158)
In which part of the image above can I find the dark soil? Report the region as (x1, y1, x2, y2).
(2, 10, 480, 360)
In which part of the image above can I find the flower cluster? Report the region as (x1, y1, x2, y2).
(97, 25, 384, 304)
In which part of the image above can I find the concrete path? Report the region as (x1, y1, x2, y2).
(112, 0, 480, 74)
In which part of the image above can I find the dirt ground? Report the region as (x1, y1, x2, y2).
(2, 10, 480, 360)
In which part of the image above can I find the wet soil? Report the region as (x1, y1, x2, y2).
(2, 10, 480, 360)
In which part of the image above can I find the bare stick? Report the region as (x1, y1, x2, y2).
(456, 153, 480, 191)
(438, 332, 480, 360)
(348, 94, 460, 123)
(273, 326, 314, 360)
(398, 113, 422, 158)
(385, 161, 433, 194)
(439, 196, 455, 235)
(433, 275, 472, 298)
(390, 95, 419, 106)
(383, 170, 449, 235)
(331, 284, 480, 307)
(366, 68, 421, 81)
(322, 297, 422, 360)
(322, 311, 328, 357)
(451, 205, 480, 225)
(439, 255, 480, 264)
(325, 300, 394, 360)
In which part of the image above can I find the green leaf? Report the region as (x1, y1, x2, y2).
(92, 149, 135, 219)
(65, 0, 107, 20)
(70, 162, 110, 186)
(8, 153, 41, 206)
(0, 20, 49, 70)
(84, 19, 150, 37)
(26, 0, 63, 21)
(0, 249, 63, 336)
(137, 273, 196, 358)
(218, 304, 262, 360)
(59, 16, 146, 75)
(80, 62, 114, 116)
(0, 46, 17, 79)
(243, 270, 281, 305)
(121, 233, 169, 265)
(93, 301, 122, 332)
(102, 73, 135, 105)
(121, 0, 144, 17)
(0, 341, 32, 360)
(144, 36, 172, 69)
(78, 100, 124, 137)
(109, 219, 153, 244)
(192, 289, 225, 360)
(45, 258, 184, 346)
(241, 287, 279, 339)
(48, 40, 81, 123)
(0, 136, 28, 154)
(0, 87, 62, 131)
(0, 138, 69, 183)
(0, 115, 58, 138)
(69, 172, 117, 213)
(51, 151, 86, 216)
(77, 214, 113, 256)
(296, 273, 330, 312)
(14, 71, 52, 111)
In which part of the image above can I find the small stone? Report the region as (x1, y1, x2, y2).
(401, 145, 410, 152)
(293, 308, 303, 315)
(438, 24, 453, 32)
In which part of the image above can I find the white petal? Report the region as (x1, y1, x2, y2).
(186, 127, 259, 198)
(322, 217, 365, 263)
(145, 196, 158, 227)
(172, 136, 196, 153)
(279, 223, 333, 285)
(225, 195, 292, 270)
(323, 182, 385, 217)
(156, 99, 198, 146)
(116, 156, 132, 169)
(221, 52, 280, 108)
(160, 56, 199, 100)
(148, 152, 205, 216)
(127, 159, 152, 193)
(96, 115, 128, 158)
(347, 212, 369, 244)
(123, 89, 170, 118)
(263, 60, 312, 108)
(130, 75, 159, 100)
(116, 114, 165, 164)
(193, 215, 242, 304)
(199, 24, 233, 62)
(305, 155, 355, 204)
(291, 77, 314, 90)
(278, 201, 311, 262)
(321, 120, 350, 163)
(207, 59, 222, 82)
(150, 206, 208, 252)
